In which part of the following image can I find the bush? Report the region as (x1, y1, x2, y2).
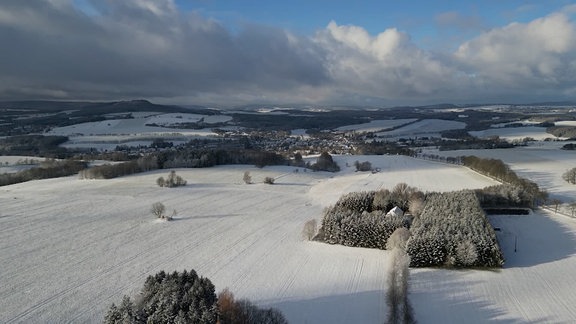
(354, 160, 372, 172)
(311, 152, 340, 172)
(264, 176, 275, 184)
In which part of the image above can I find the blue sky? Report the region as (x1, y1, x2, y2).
(2, 0, 576, 106)
(177, 0, 573, 44)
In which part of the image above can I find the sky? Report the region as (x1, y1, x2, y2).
(1, 0, 576, 107)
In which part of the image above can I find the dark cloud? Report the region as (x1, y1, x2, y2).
(1, 1, 576, 106)
(0, 0, 329, 103)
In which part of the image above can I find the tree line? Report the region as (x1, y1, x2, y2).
(0, 159, 87, 186)
(462, 155, 547, 207)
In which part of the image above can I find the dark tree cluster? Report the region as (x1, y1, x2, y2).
(354, 160, 372, 172)
(160, 149, 287, 169)
(562, 143, 576, 150)
(352, 141, 413, 156)
(318, 184, 420, 250)
(406, 190, 504, 268)
(157, 170, 187, 188)
(104, 270, 218, 324)
(0, 160, 87, 187)
(0, 135, 70, 157)
(475, 184, 545, 208)
(104, 270, 287, 324)
(310, 152, 340, 172)
(319, 207, 408, 249)
(80, 161, 143, 179)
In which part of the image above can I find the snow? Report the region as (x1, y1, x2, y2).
(375, 119, 466, 139)
(44, 114, 223, 151)
(470, 126, 557, 141)
(555, 120, 576, 126)
(336, 119, 417, 133)
(2, 153, 576, 323)
(431, 144, 576, 203)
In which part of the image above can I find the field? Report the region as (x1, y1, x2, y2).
(2, 152, 576, 323)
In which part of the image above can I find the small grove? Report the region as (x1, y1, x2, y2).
(317, 156, 548, 268)
(317, 186, 505, 268)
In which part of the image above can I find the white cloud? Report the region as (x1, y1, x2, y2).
(455, 12, 576, 95)
(1, 1, 576, 105)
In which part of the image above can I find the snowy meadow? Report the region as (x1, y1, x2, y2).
(2, 152, 576, 323)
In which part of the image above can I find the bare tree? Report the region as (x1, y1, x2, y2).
(386, 227, 411, 250)
(386, 228, 415, 324)
(551, 198, 562, 213)
(243, 171, 252, 184)
(151, 202, 166, 218)
(570, 202, 576, 217)
(302, 219, 317, 240)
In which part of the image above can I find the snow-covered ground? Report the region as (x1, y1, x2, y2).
(2, 153, 576, 323)
(430, 144, 576, 203)
(336, 119, 417, 133)
(469, 126, 557, 141)
(375, 119, 466, 139)
(44, 113, 226, 151)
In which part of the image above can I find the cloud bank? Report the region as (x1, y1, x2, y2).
(1, 0, 575, 106)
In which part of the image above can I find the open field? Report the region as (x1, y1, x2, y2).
(1, 153, 576, 323)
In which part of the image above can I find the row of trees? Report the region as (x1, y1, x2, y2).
(462, 155, 546, 207)
(79, 155, 158, 179)
(104, 270, 287, 324)
(0, 159, 87, 186)
(406, 190, 504, 268)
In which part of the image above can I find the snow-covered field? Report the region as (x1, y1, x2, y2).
(469, 126, 557, 141)
(44, 113, 226, 151)
(375, 119, 466, 139)
(336, 119, 417, 133)
(2, 153, 576, 323)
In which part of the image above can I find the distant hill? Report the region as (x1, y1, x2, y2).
(0, 99, 218, 115)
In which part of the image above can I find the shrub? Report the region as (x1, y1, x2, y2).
(264, 176, 275, 184)
(311, 152, 340, 172)
(354, 160, 372, 172)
